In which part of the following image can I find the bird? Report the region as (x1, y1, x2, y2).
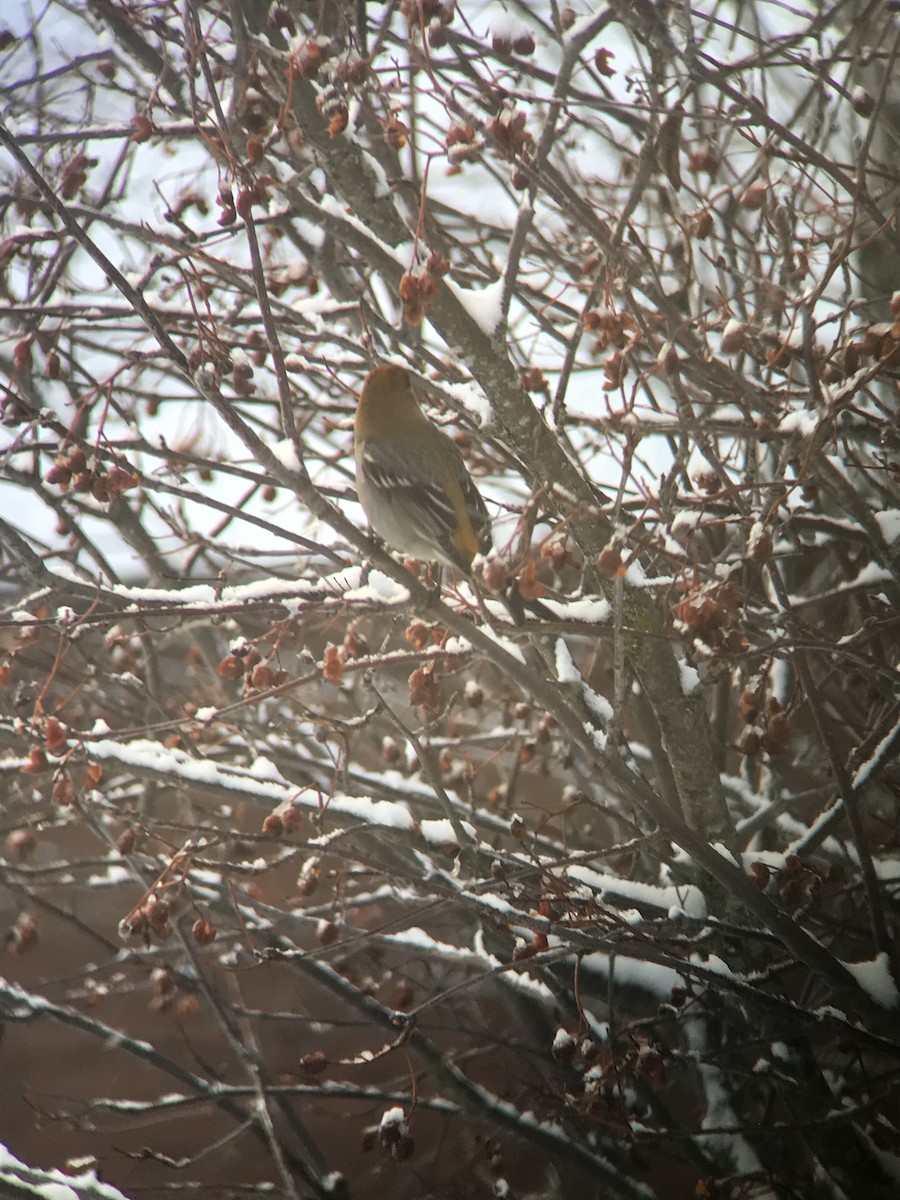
(354, 364, 492, 575)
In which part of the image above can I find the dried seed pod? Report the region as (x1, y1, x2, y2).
(192, 917, 217, 945)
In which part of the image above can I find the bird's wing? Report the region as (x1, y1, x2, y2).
(360, 441, 461, 557)
(454, 455, 492, 554)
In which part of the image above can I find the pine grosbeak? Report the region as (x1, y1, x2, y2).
(354, 365, 492, 574)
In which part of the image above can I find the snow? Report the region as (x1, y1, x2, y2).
(697, 1058, 765, 1175)
(711, 842, 740, 867)
(721, 317, 744, 348)
(840, 953, 899, 1009)
(87, 863, 130, 886)
(746, 520, 768, 557)
(35, 562, 415, 616)
(583, 686, 613, 723)
(381, 923, 555, 1003)
(539, 595, 611, 623)
(86, 737, 416, 832)
(579, 952, 682, 999)
(419, 817, 476, 845)
(317, 194, 414, 267)
(445, 276, 505, 338)
(0, 1141, 134, 1199)
(358, 147, 391, 200)
(584, 720, 608, 753)
(555, 639, 613, 731)
(341, 571, 410, 605)
(838, 562, 891, 592)
(283, 287, 339, 320)
(686, 1017, 766, 1180)
(671, 509, 703, 533)
(554, 641, 611, 743)
(567, 863, 707, 919)
(385, 927, 456, 954)
(552, 1027, 575, 1054)
(380, 1106, 407, 1130)
(788, 560, 891, 606)
(46, 562, 314, 608)
(623, 559, 674, 588)
(322, 793, 416, 830)
(270, 438, 301, 471)
(740, 848, 788, 872)
(441, 635, 473, 656)
(823, 451, 853, 483)
(554, 638, 580, 684)
(0, 978, 52, 1017)
(479, 625, 526, 663)
(874, 858, 900, 882)
(489, 11, 534, 44)
(440, 378, 493, 428)
(852, 717, 900, 790)
(784, 797, 843, 856)
(284, 352, 310, 371)
(778, 407, 819, 437)
(466, 890, 515, 915)
(679, 659, 701, 695)
(874, 509, 900, 544)
(248, 755, 286, 782)
(692, 953, 733, 978)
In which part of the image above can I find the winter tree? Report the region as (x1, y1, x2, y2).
(1, 2, 898, 1198)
